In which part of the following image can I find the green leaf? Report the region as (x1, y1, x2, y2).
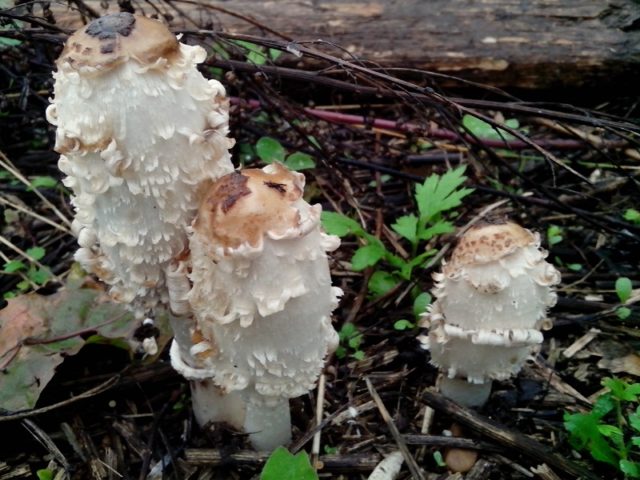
(417, 220, 455, 242)
(413, 292, 432, 320)
(462, 114, 518, 141)
(247, 49, 267, 65)
(284, 152, 316, 171)
(233, 40, 267, 66)
(567, 263, 583, 272)
(28, 176, 57, 190)
(597, 424, 624, 447)
(564, 411, 618, 466)
(335, 345, 347, 359)
(25, 246, 45, 261)
(415, 166, 473, 222)
(617, 307, 632, 320)
(615, 277, 632, 303)
(3, 260, 25, 273)
(351, 350, 365, 361)
(0, 37, 22, 48)
(269, 48, 283, 61)
(338, 322, 358, 341)
(394, 319, 415, 331)
(629, 408, 640, 432)
(36, 470, 54, 480)
(547, 225, 563, 245)
(391, 215, 418, 244)
(351, 243, 387, 271)
(260, 447, 319, 480)
(620, 460, 640, 478)
(624, 208, 640, 224)
(27, 267, 51, 285)
(256, 137, 286, 164)
(368, 271, 399, 297)
(347, 335, 362, 350)
(433, 451, 446, 467)
(321, 211, 363, 237)
(211, 42, 230, 60)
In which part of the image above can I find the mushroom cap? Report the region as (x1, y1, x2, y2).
(181, 164, 341, 400)
(48, 14, 235, 317)
(194, 163, 306, 250)
(446, 221, 535, 270)
(420, 221, 560, 385)
(58, 13, 179, 71)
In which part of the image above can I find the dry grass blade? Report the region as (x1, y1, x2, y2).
(365, 376, 425, 480)
(0, 152, 72, 228)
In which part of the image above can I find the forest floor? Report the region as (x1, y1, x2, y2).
(0, 3, 639, 480)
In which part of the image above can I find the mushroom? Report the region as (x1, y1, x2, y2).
(169, 163, 342, 450)
(418, 221, 561, 407)
(46, 13, 234, 318)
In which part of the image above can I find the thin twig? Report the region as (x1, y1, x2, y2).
(365, 377, 425, 480)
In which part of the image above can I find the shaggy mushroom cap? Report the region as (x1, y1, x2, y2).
(169, 164, 341, 449)
(419, 222, 560, 390)
(47, 13, 234, 317)
(179, 163, 341, 397)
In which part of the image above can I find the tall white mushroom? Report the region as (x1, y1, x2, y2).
(46, 13, 234, 317)
(169, 163, 341, 450)
(419, 221, 561, 407)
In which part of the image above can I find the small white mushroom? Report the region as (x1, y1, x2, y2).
(169, 163, 341, 450)
(418, 221, 560, 407)
(47, 13, 234, 318)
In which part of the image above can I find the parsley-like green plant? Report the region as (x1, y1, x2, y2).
(321, 166, 473, 297)
(564, 377, 640, 478)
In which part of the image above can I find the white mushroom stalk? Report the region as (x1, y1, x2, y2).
(419, 221, 561, 407)
(169, 163, 341, 450)
(47, 13, 234, 318)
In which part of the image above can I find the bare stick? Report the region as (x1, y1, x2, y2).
(365, 377, 425, 480)
(420, 389, 599, 480)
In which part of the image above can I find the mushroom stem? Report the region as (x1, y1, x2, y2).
(191, 381, 246, 431)
(243, 395, 292, 451)
(439, 376, 492, 408)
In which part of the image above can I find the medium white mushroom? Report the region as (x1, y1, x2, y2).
(47, 13, 234, 317)
(419, 221, 561, 407)
(169, 163, 341, 450)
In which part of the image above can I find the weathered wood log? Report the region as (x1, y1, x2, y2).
(47, 0, 640, 90)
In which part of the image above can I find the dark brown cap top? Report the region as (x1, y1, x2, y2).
(58, 13, 179, 70)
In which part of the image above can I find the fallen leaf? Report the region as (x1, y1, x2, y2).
(0, 281, 137, 412)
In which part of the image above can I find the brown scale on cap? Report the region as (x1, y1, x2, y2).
(448, 221, 535, 268)
(194, 164, 304, 249)
(58, 13, 179, 70)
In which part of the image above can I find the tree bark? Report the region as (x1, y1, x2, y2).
(51, 0, 640, 90)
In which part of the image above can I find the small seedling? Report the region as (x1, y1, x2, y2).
(564, 377, 640, 478)
(615, 277, 633, 320)
(335, 322, 365, 360)
(394, 292, 432, 331)
(256, 136, 316, 171)
(624, 209, 640, 225)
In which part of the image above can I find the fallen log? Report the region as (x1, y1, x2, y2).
(48, 0, 640, 90)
